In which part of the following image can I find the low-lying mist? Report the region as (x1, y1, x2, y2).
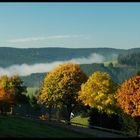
(0, 53, 105, 76)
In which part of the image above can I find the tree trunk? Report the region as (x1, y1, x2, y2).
(136, 124, 139, 137)
(10, 105, 13, 115)
(66, 106, 72, 125)
(1, 106, 4, 115)
(135, 117, 140, 137)
(1, 102, 5, 115)
(56, 109, 60, 122)
(99, 111, 102, 127)
(48, 107, 52, 121)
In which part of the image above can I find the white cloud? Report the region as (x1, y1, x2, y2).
(68, 53, 104, 64)
(0, 53, 104, 76)
(8, 34, 85, 43)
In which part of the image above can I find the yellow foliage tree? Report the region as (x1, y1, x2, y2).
(38, 63, 88, 122)
(78, 71, 117, 114)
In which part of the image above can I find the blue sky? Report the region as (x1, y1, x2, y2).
(0, 2, 140, 49)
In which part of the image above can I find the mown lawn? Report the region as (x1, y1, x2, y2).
(71, 115, 89, 127)
(0, 116, 92, 138)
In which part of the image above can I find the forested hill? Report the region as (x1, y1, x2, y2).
(0, 47, 140, 87)
(0, 47, 125, 67)
(21, 63, 137, 87)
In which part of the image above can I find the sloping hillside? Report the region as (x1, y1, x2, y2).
(0, 47, 124, 67)
(0, 116, 92, 138)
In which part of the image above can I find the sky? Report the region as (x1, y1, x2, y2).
(0, 2, 140, 49)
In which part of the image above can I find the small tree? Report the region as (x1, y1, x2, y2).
(78, 71, 119, 128)
(38, 63, 88, 123)
(136, 71, 140, 76)
(0, 75, 27, 115)
(78, 71, 117, 114)
(116, 76, 140, 136)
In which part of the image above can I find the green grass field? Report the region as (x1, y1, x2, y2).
(0, 116, 92, 138)
(71, 115, 89, 128)
(103, 60, 118, 67)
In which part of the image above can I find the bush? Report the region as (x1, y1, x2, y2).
(88, 108, 122, 130)
(39, 114, 48, 121)
(120, 112, 137, 136)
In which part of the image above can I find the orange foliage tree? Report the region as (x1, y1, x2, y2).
(0, 75, 27, 115)
(116, 76, 140, 136)
(38, 63, 88, 122)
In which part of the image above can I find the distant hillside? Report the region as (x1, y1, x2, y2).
(125, 47, 140, 53)
(21, 73, 46, 87)
(0, 47, 125, 67)
(0, 47, 139, 88)
(21, 63, 137, 88)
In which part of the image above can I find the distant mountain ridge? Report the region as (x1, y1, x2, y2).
(0, 47, 127, 67)
(0, 46, 138, 87)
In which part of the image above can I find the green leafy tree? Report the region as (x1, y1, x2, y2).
(38, 63, 88, 122)
(10, 75, 27, 103)
(118, 52, 140, 67)
(136, 71, 140, 76)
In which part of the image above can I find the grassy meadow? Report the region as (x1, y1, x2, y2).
(71, 115, 89, 127)
(0, 116, 92, 138)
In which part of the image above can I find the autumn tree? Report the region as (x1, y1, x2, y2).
(0, 75, 27, 115)
(0, 76, 14, 114)
(78, 71, 119, 128)
(78, 71, 118, 114)
(10, 75, 27, 103)
(38, 63, 88, 122)
(116, 76, 140, 136)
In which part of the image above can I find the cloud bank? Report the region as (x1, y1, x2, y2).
(0, 53, 105, 76)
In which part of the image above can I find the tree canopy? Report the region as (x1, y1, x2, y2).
(116, 75, 140, 136)
(0, 75, 27, 114)
(117, 76, 140, 117)
(118, 52, 140, 67)
(78, 71, 117, 114)
(38, 63, 88, 121)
